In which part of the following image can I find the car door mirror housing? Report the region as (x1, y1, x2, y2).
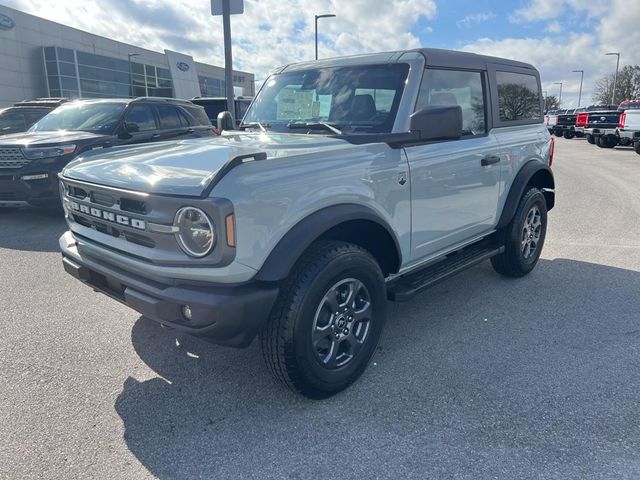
(124, 122, 140, 133)
(217, 111, 235, 132)
(409, 105, 463, 142)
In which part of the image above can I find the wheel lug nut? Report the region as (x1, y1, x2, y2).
(343, 328, 349, 335)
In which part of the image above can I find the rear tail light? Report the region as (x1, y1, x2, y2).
(576, 112, 589, 127)
(619, 112, 626, 129)
(548, 137, 555, 167)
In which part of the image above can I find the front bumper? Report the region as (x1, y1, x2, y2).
(0, 154, 71, 205)
(60, 232, 280, 348)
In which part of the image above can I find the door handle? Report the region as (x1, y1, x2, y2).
(151, 134, 160, 139)
(481, 155, 500, 166)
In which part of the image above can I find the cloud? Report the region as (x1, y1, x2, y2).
(456, 12, 496, 29)
(463, 0, 640, 108)
(510, 0, 608, 23)
(544, 21, 562, 34)
(3, 0, 436, 80)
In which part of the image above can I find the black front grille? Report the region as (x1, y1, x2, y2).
(0, 147, 28, 169)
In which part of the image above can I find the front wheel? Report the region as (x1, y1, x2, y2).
(491, 188, 548, 278)
(260, 241, 387, 399)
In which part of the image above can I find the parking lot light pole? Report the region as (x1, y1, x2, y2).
(572, 70, 584, 107)
(315, 14, 336, 60)
(605, 52, 620, 104)
(553, 82, 563, 107)
(128, 53, 140, 98)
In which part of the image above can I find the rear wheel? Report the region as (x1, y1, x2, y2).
(491, 187, 547, 278)
(597, 136, 616, 148)
(260, 241, 387, 399)
(563, 130, 575, 139)
(634, 141, 640, 155)
(554, 130, 563, 137)
(586, 134, 595, 144)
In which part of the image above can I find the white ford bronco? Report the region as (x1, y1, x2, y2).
(59, 48, 554, 398)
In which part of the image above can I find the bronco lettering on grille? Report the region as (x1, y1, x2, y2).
(68, 201, 146, 231)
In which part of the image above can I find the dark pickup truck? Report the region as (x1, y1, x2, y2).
(554, 108, 585, 139)
(582, 105, 621, 148)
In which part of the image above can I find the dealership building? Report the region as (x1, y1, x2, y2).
(0, 4, 254, 107)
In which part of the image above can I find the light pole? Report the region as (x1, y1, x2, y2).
(572, 70, 584, 107)
(605, 52, 620, 104)
(128, 53, 140, 98)
(315, 14, 336, 60)
(553, 82, 563, 107)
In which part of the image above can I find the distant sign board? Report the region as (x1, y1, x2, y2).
(0, 13, 15, 30)
(211, 0, 244, 15)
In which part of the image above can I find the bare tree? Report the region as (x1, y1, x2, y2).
(592, 65, 640, 104)
(498, 83, 540, 120)
(544, 95, 560, 112)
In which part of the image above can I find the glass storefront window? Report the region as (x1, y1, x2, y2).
(56, 48, 75, 63)
(59, 62, 76, 77)
(44, 47, 56, 62)
(131, 62, 144, 75)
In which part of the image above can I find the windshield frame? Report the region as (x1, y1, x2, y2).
(242, 63, 411, 134)
(29, 101, 127, 135)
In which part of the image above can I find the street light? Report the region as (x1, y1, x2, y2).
(128, 53, 141, 98)
(553, 82, 563, 106)
(315, 14, 336, 60)
(572, 70, 584, 107)
(605, 52, 620, 104)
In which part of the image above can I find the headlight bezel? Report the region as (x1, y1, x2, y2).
(22, 144, 76, 160)
(174, 206, 216, 258)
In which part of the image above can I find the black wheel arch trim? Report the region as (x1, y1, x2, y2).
(496, 160, 554, 230)
(255, 204, 402, 282)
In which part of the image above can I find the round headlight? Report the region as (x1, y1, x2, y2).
(174, 207, 215, 257)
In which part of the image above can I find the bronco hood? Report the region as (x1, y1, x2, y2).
(61, 133, 352, 197)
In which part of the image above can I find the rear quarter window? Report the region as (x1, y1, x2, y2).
(495, 71, 542, 123)
(185, 106, 212, 126)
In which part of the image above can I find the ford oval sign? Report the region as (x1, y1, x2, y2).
(176, 61, 190, 72)
(0, 13, 15, 30)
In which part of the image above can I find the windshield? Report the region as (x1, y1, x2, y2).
(243, 63, 410, 133)
(30, 102, 126, 134)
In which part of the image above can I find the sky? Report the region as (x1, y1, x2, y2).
(4, 0, 639, 108)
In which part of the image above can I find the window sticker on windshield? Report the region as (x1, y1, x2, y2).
(277, 89, 315, 120)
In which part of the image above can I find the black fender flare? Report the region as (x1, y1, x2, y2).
(496, 161, 555, 230)
(254, 204, 402, 282)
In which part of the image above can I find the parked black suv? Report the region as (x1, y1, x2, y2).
(191, 96, 253, 128)
(0, 97, 213, 207)
(0, 98, 68, 136)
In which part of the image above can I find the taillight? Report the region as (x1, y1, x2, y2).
(548, 137, 555, 167)
(576, 112, 589, 127)
(619, 112, 626, 129)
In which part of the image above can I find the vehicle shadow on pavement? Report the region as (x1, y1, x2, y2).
(115, 258, 640, 479)
(0, 207, 66, 252)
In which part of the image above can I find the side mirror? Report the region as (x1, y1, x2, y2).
(124, 122, 140, 133)
(409, 105, 462, 142)
(217, 111, 235, 132)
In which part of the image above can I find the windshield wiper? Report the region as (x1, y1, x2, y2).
(238, 122, 268, 133)
(287, 122, 344, 135)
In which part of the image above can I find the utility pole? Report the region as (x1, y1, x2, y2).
(572, 70, 584, 107)
(605, 52, 620, 105)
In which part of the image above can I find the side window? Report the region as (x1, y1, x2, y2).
(496, 71, 541, 122)
(355, 88, 396, 113)
(415, 69, 486, 136)
(124, 105, 157, 131)
(156, 105, 184, 129)
(0, 112, 27, 133)
(186, 106, 212, 126)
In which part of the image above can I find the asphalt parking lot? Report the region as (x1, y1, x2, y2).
(1, 137, 639, 480)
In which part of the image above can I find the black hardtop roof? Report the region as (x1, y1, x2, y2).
(280, 47, 537, 73)
(60, 97, 200, 107)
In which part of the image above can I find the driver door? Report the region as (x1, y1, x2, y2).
(405, 68, 502, 261)
(120, 103, 159, 145)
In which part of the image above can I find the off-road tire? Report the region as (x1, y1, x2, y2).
(260, 240, 387, 399)
(586, 134, 595, 144)
(491, 187, 547, 278)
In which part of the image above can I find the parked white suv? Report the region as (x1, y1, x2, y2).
(618, 107, 640, 155)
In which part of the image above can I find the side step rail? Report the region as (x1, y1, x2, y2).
(387, 242, 504, 302)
